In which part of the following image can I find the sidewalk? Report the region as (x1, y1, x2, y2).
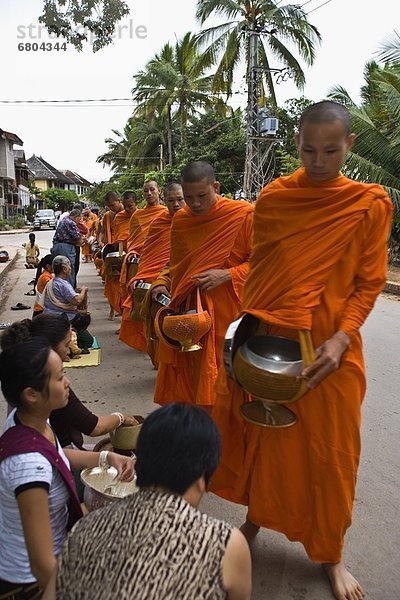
(0, 228, 31, 235)
(385, 264, 400, 295)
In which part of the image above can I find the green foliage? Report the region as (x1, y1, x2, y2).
(275, 149, 301, 176)
(131, 32, 227, 165)
(39, 0, 129, 52)
(14, 216, 26, 229)
(26, 205, 36, 222)
(273, 96, 312, 176)
(195, 0, 321, 106)
(85, 180, 116, 206)
(329, 61, 400, 211)
(42, 188, 79, 212)
(175, 108, 246, 194)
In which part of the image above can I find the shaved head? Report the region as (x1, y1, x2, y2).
(181, 161, 216, 185)
(299, 101, 351, 136)
(104, 191, 119, 205)
(164, 181, 183, 196)
(123, 190, 138, 202)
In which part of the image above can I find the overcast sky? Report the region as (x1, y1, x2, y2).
(0, 0, 397, 183)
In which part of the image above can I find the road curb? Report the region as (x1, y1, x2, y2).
(384, 280, 400, 295)
(0, 228, 32, 236)
(0, 249, 19, 281)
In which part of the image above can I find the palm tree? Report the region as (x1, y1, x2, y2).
(376, 30, 400, 64)
(126, 111, 172, 170)
(329, 61, 400, 210)
(96, 121, 133, 173)
(195, 0, 321, 107)
(132, 32, 227, 158)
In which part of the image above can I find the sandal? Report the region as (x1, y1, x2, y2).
(24, 290, 36, 296)
(11, 303, 31, 310)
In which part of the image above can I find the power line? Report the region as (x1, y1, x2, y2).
(0, 91, 247, 105)
(306, 0, 333, 15)
(299, 0, 318, 8)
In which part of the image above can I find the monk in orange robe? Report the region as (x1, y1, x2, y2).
(104, 192, 139, 317)
(153, 161, 254, 410)
(81, 209, 95, 262)
(119, 180, 167, 297)
(100, 191, 124, 320)
(211, 101, 393, 600)
(119, 183, 185, 362)
(119, 180, 167, 344)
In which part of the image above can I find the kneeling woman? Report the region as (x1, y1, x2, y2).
(1, 314, 137, 449)
(0, 339, 135, 597)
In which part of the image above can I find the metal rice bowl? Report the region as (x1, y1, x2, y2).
(81, 466, 138, 512)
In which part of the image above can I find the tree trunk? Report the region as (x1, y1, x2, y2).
(167, 107, 173, 166)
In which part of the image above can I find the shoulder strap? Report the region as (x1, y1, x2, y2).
(0, 424, 83, 529)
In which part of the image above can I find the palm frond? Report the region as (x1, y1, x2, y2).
(375, 30, 400, 64)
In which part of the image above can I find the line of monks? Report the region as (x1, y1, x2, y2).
(84, 101, 393, 600)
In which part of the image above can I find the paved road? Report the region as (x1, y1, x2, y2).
(0, 231, 399, 599)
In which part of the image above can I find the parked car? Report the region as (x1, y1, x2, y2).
(33, 209, 57, 230)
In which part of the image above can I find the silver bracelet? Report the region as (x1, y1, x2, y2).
(111, 412, 124, 427)
(99, 450, 110, 469)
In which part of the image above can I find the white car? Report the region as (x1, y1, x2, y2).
(33, 209, 57, 230)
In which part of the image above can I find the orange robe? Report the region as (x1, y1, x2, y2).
(113, 209, 134, 251)
(119, 205, 168, 293)
(211, 168, 393, 563)
(104, 209, 136, 313)
(82, 218, 94, 258)
(119, 212, 173, 353)
(154, 196, 254, 407)
(119, 205, 168, 346)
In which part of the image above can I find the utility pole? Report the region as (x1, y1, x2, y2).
(243, 30, 290, 201)
(243, 30, 260, 202)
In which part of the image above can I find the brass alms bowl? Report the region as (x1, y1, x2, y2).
(224, 317, 315, 428)
(162, 310, 212, 352)
(131, 282, 151, 321)
(155, 288, 212, 352)
(233, 335, 306, 404)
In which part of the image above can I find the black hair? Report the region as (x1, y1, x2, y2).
(164, 181, 183, 197)
(123, 190, 138, 202)
(104, 191, 119, 204)
(299, 100, 352, 136)
(29, 233, 35, 248)
(1, 314, 71, 352)
(181, 161, 216, 184)
(34, 253, 53, 288)
(135, 403, 221, 494)
(0, 339, 51, 408)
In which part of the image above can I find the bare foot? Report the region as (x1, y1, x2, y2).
(239, 517, 260, 545)
(323, 561, 364, 600)
(108, 307, 115, 321)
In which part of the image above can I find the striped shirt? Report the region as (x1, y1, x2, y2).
(0, 410, 70, 584)
(57, 488, 233, 599)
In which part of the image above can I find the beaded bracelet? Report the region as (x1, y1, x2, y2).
(111, 412, 124, 427)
